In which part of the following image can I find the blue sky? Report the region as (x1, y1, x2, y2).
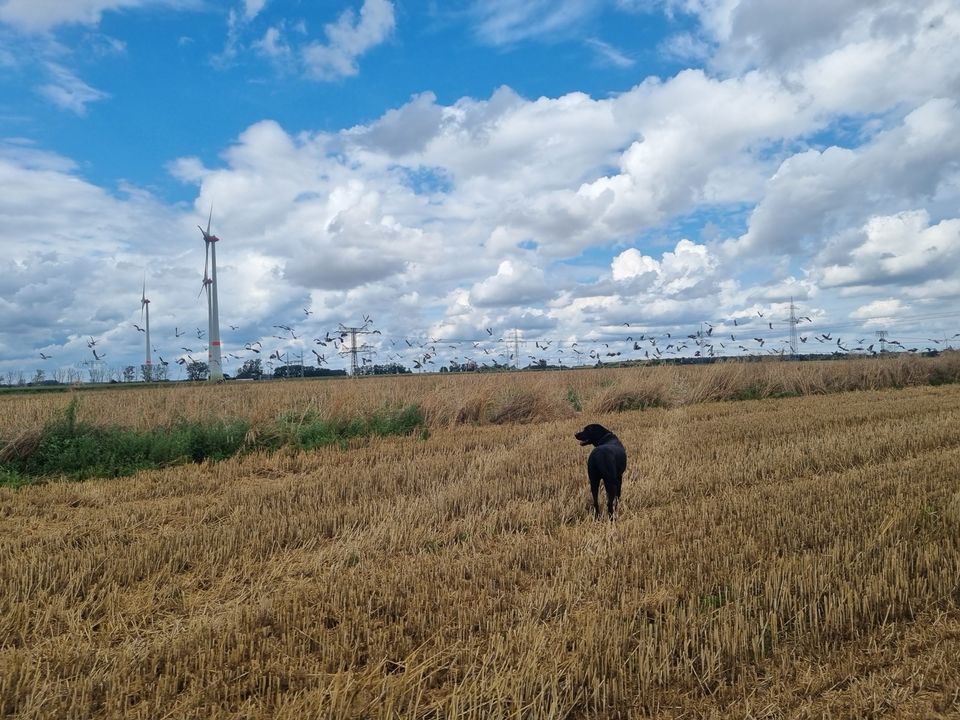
(5, 2, 692, 199)
(1, 0, 959, 379)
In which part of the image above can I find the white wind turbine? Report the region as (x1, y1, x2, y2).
(141, 274, 152, 378)
(198, 209, 224, 382)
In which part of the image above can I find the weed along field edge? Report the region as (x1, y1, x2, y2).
(2, 354, 960, 486)
(2, 361, 960, 718)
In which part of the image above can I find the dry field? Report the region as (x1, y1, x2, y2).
(2, 363, 960, 718)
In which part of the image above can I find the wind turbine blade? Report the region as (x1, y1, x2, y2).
(206, 207, 213, 236)
(198, 241, 210, 298)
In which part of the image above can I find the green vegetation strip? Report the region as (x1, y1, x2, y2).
(0, 399, 426, 487)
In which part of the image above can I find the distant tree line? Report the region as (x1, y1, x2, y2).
(355, 363, 411, 376)
(234, 358, 346, 380)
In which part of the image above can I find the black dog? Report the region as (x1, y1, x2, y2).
(574, 423, 627, 519)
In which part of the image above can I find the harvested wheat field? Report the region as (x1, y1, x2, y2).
(2, 366, 960, 718)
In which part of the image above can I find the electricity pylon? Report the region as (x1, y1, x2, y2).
(337, 323, 377, 375)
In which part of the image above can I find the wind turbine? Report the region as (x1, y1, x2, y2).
(141, 274, 152, 379)
(198, 208, 225, 381)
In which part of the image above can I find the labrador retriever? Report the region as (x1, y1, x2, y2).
(574, 423, 627, 519)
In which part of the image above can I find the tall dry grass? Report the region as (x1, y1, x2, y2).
(1, 354, 958, 441)
(1, 381, 959, 718)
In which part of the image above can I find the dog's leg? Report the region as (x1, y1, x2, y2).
(610, 475, 623, 519)
(603, 477, 619, 520)
(588, 467, 602, 519)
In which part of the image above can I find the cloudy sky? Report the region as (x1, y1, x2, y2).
(1, 0, 959, 378)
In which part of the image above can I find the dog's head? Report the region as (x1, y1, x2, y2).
(575, 423, 611, 447)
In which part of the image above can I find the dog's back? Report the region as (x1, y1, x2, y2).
(588, 432, 627, 478)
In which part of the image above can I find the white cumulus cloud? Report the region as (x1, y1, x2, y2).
(302, 0, 394, 80)
(470, 259, 553, 307)
(819, 210, 960, 289)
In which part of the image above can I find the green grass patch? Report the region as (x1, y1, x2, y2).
(613, 395, 663, 411)
(730, 385, 800, 402)
(3, 399, 250, 482)
(595, 390, 665, 413)
(928, 367, 959, 386)
(277, 404, 426, 450)
(1, 400, 427, 486)
(0, 467, 30, 489)
(698, 587, 733, 611)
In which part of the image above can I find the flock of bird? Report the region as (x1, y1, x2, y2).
(371, 319, 960, 372)
(33, 307, 959, 378)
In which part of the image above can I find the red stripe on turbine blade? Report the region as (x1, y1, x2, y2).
(212, 341, 222, 346)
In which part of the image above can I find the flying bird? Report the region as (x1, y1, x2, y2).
(39, 352, 52, 360)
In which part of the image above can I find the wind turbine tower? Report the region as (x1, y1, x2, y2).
(141, 276, 152, 379)
(198, 209, 225, 382)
